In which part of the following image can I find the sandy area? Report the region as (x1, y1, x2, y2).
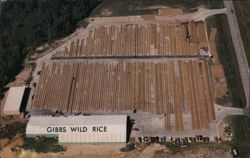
(0, 135, 23, 158)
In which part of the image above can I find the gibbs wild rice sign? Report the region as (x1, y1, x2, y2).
(46, 126, 108, 133)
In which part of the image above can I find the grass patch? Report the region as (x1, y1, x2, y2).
(1, 122, 65, 153)
(165, 142, 182, 154)
(206, 15, 246, 108)
(120, 143, 136, 152)
(1, 122, 64, 153)
(227, 115, 250, 157)
(0, 122, 26, 140)
(154, 149, 168, 158)
(165, 142, 231, 154)
(91, 0, 224, 17)
(91, 0, 160, 17)
(215, 96, 231, 106)
(233, 1, 250, 67)
(21, 137, 65, 153)
(186, 142, 231, 150)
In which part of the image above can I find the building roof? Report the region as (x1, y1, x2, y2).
(27, 115, 127, 126)
(26, 115, 128, 143)
(3, 86, 26, 115)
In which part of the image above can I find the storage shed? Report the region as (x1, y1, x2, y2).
(3, 86, 26, 115)
(26, 115, 128, 143)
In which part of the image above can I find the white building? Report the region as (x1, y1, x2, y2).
(26, 115, 128, 143)
(3, 86, 26, 115)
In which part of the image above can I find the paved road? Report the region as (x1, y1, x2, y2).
(215, 104, 244, 124)
(192, 8, 227, 21)
(224, 0, 250, 112)
(214, 104, 244, 136)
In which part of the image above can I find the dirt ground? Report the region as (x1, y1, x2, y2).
(158, 8, 183, 16)
(211, 65, 228, 97)
(0, 143, 233, 158)
(153, 147, 232, 158)
(101, 9, 112, 16)
(142, 14, 156, 21)
(0, 135, 24, 158)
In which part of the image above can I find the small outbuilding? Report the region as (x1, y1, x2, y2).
(26, 115, 128, 143)
(3, 86, 26, 115)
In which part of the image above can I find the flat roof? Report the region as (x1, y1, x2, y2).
(27, 115, 127, 126)
(3, 86, 26, 115)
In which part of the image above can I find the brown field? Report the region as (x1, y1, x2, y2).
(209, 28, 219, 64)
(158, 8, 183, 16)
(30, 60, 215, 131)
(52, 22, 208, 58)
(209, 41, 219, 64)
(211, 65, 228, 97)
(142, 14, 156, 21)
(208, 27, 228, 97)
(196, 22, 208, 49)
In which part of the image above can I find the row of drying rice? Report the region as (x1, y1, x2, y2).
(31, 60, 215, 131)
(52, 22, 208, 58)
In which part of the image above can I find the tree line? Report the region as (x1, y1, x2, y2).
(0, 0, 100, 97)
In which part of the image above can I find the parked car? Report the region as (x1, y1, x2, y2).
(175, 138, 180, 144)
(150, 137, 156, 143)
(232, 149, 239, 157)
(160, 136, 166, 143)
(155, 136, 159, 143)
(143, 137, 149, 142)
